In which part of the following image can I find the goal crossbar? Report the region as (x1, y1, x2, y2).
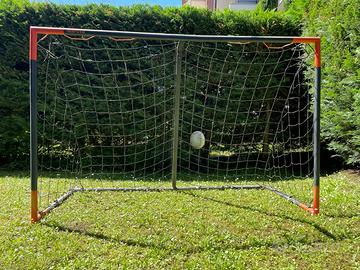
(30, 26, 320, 44)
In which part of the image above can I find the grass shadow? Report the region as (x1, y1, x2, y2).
(43, 220, 330, 256)
(321, 212, 359, 219)
(41, 189, 347, 256)
(181, 191, 339, 241)
(43, 222, 167, 250)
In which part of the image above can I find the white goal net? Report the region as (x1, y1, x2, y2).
(30, 28, 320, 219)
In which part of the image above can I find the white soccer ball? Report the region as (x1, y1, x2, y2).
(190, 131, 205, 149)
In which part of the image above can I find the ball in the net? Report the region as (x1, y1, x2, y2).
(190, 131, 205, 149)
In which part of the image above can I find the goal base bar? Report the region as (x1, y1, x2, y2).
(35, 185, 317, 222)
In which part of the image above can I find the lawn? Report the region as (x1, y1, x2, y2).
(0, 171, 359, 269)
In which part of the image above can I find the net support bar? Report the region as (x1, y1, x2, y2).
(171, 42, 184, 189)
(263, 186, 313, 213)
(39, 190, 76, 219)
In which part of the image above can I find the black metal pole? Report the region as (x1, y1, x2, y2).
(171, 42, 184, 190)
(313, 66, 321, 214)
(30, 60, 38, 192)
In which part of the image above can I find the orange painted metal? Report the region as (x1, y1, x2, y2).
(29, 28, 38, 61)
(292, 37, 320, 44)
(312, 186, 320, 215)
(31, 190, 39, 223)
(298, 203, 312, 213)
(30, 26, 65, 36)
(298, 186, 320, 215)
(314, 40, 321, 68)
(293, 37, 321, 68)
(30, 27, 65, 60)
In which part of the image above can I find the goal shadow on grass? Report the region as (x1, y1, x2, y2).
(181, 191, 338, 240)
(43, 220, 335, 255)
(41, 191, 343, 254)
(43, 222, 168, 251)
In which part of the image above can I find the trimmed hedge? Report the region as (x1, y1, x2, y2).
(0, 1, 300, 168)
(288, 0, 360, 166)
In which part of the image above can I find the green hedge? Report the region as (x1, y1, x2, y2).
(0, 1, 300, 168)
(288, 0, 360, 166)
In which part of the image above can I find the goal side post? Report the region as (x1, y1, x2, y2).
(30, 27, 39, 223)
(313, 40, 321, 215)
(30, 27, 65, 223)
(293, 37, 321, 215)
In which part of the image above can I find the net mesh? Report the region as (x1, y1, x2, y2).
(36, 34, 314, 211)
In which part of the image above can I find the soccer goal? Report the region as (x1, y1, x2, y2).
(30, 27, 321, 222)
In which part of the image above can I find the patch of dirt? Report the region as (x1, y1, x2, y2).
(343, 170, 360, 184)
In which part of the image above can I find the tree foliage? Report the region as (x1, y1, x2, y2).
(287, 0, 360, 166)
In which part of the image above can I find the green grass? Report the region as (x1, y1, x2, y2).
(0, 171, 359, 269)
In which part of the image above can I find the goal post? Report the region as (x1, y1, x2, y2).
(29, 26, 321, 223)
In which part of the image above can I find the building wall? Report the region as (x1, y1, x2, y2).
(216, 0, 232, 10)
(183, 0, 266, 11)
(187, 0, 208, 9)
(183, 0, 212, 9)
(228, 1, 258, 10)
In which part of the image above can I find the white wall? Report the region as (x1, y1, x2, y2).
(228, 2, 257, 10)
(185, 0, 260, 11)
(219, 0, 257, 10)
(188, 0, 208, 8)
(216, 0, 231, 10)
